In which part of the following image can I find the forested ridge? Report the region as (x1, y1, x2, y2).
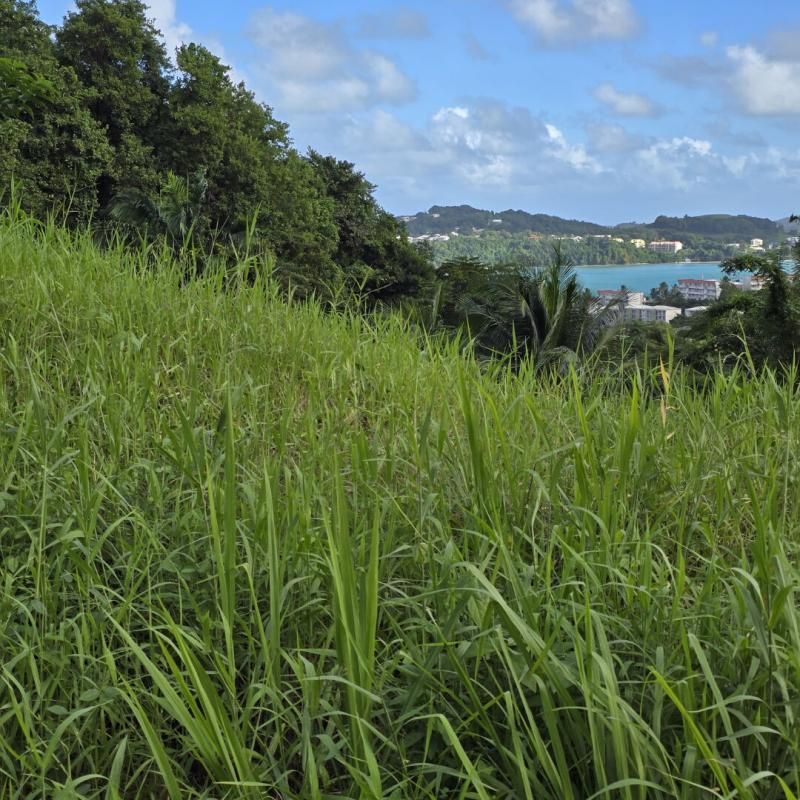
(403, 204, 784, 242)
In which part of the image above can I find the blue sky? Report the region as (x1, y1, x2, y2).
(36, 0, 800, 223)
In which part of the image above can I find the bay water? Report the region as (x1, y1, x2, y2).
(574, 261, 727, 295)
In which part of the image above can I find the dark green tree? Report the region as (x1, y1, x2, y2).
(164, 45, 337, 274)
(308, 151, 433, 303)
(55, 0, 172, 205)
(1, 0, 112, 222)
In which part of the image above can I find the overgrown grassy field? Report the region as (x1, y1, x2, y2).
(1, 210, 799, 799)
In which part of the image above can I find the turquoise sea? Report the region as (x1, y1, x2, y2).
(574, 261, 727, 295)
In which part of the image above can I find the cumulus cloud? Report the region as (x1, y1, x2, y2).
(545, 124, 603, 172)
(593, 82, 659, 116)
(633, 137, 719, 189)
(248, 8, 416, 112)
(306, 100, 604, 206)
(356, 7, 430, 39)
(585, 122, 647, 153)
(726, 45, 800, 115)
(292, 99, 800, 218)
(506, 0, 640, 45)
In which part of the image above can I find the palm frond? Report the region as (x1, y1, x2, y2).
(109, 188, 159, 229)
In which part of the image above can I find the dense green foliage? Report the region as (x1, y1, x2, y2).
(0, 0, 432, 302)
(427, 229, 781, 268)
(632, 213, 782, 242)
(3, 212, 800, 798)
(674, 249, 800, 372)
(429, 230, 668, 267)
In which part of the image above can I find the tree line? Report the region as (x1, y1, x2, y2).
(0, 0, 432, 304)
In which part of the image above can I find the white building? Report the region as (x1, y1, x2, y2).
(750, 238, 763, 248)
(684, 306, 707, 318)
(648, 241, 684, 255)
(677, 278, 721, 302)
(624, 304, 682, 323)
(630, 239, 646, 249)
(596, 289, 646, 306)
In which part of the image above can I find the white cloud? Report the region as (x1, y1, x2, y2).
(545, 124, 603, 172)
(634, 137, 717, 189)
(585, 122, 645, 153)
(507, 0, 639, 45)
(700, 31, 719, 48)
(593, 82, 658, 116)
(248, 8, 416, 112)
(308, 101, 604, 203)
(727, 45, 800, 115)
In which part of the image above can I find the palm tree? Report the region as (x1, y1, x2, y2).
(109, 168, 208, 255)
(466, 245, 621, 368)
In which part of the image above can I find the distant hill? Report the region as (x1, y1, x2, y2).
(623, 214, 782, 242)
(400, 205, 784, 242)
(400, 205, 608, 236)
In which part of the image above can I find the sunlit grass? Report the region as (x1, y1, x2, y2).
(1, 208, 799, 798)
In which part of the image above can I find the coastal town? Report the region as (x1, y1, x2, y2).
(592, 235, 799, 323)
(408, 217, 799, 323)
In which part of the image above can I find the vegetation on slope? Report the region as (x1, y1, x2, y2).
(2, 211, 799, 798)
(1, 0, 431, 303)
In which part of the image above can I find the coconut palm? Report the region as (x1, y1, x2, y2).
(109, 168, 208, 254)
(464, 244, 621, 368)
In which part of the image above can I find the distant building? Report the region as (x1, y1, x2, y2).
(624, 304, 682, 323)
(684, 306, 708, 318)
(597, 289, 646, 306)
(648, 240, 684, 255)
(750, 238, 763, 248)
(408, 234, 450, 243)
(630, 239, 646, 249)
(787, 236, 799, 246)
(677, 278, 721, 302)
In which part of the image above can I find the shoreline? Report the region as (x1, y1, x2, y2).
(577, 260, 721, 269)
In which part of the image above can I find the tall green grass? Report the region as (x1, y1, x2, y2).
(1, 208, 799, 798)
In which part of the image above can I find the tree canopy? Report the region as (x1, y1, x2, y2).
(1, 0, 432, 302)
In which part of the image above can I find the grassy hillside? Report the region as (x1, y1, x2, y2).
(2, 210, 800, 799)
